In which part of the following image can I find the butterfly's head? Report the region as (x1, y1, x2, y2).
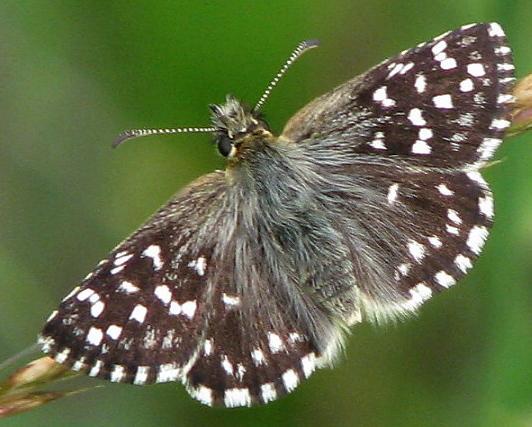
(209, 95, 271, 159)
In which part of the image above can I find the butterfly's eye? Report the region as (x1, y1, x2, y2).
(216, 135, 234, 157)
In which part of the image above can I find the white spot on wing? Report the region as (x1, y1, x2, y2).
(88, 360, 103, 377)
(467, 63, 486, 77)
(130, 304, 148, 323)
(142, 245, 163, 270)
(409, 283, 433, 305)
(408, 240, 426, 263)
(412, 140, 431, 154)
(188, 256, 207, 276)
(106, 324, 123, 340)
(433, 94, 454, 109)
(110, 265, 125, 275)
(440, 57, 457, 69)
(193, 385, 213, 406)
(488, 22, 505, 37)
(110, 365, 125, 382)
(46, 310, 58, 323)
(267, 332, 285, 353)
(76, 288, 94, 301)
(467, 225, 489, 254)
(54, 348, 70, 364)
(387, 183, 399, 205)
(261, 383, 277, 403)
(86, 327, 103, 346)
(446, 224, 460, 235)
(251, 348, 266, 366)
(90, 301, 105, 318)
(435, 271, 456, 288)
(203, 339, 213, 356)
(437, 183, 454, 196)
(282, 369, 300, 392)
(407, 108, 426, 126)
(490, 119, 511, 130)
(181, 300, 197, 319)
(432, 40, 447, 55)
(154, 285, 172, 304)
(460, 78, 474, 92)
(447, 209, 462, 225)
(428, 236, 442, 248)
(114, 253, 133, 266)
(133, 366, 150, 385)
(455, 254, 473, 273)
(156, 363, 180, 383)
(419, 128, 433, 140)
(221, 355, 234, 376)
(62, 286, 80, 302)
(301, 353, 316, 378)
(222, 293, 241, 307)
(224, 387, 252, 407)
(479, 194, 494, 218)
(415, 74, 426, 93)
(118, 280, 140, 294)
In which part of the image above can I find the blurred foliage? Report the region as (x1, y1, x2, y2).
(0, 1, 531, 426)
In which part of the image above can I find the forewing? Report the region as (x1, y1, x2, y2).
(282, 23, 514, 168)
(39, 172, 227, 385)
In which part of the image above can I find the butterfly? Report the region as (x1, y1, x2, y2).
(39, 23, 514, 407)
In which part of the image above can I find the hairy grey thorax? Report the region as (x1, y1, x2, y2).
(220, 136, 361, 360)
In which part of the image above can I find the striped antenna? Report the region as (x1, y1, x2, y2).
(253, 39, 320, 112)
(113, 126, 216, 148)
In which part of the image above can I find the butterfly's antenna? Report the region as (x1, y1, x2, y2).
(113, 126, 216, 148)
(253, 39, 320, 113)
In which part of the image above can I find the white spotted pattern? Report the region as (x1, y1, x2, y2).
(86, 327, 103, 346)
(193, 385, 213, 406)
(142, 245, 163, 270)
(106, 324, 123, 340)
(435, 271, 456, 288)
(267, 332, 285, 353)
(467, 226, 489, 254)
(110, 364, 126, 382)
(408, 240, 426, 263)
(251, 348, 266, 366)
(387, 183, 399, 204)
(261, 383, 277, 403)
(129, 304, 148, 324)
(415, 74, 426, 93)
(133, 366, 150, 385)
(118, 280, 140, 294)
(407, 108, 426, 126)
(224, 388, 252, 407)
(455, 254, 473, 273)
(412, 140, 431, 154)
(467, 63, 486, 77)
(154, 284, 172, 305)
(282, 369, 299, 392)
(460, 78, 474, 92)
(432, 94, 454, 109)
(301, 353, 316, 378)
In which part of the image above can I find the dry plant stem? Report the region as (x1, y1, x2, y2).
(508, 73, 532, 135)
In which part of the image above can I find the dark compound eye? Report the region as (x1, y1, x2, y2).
(217, 136, 233, 157)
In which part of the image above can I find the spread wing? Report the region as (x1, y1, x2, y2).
(280, 23, 514, 320)
(39, 171, 321, 407)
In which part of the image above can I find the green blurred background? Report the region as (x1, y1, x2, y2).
(1, 1, 531, 426)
